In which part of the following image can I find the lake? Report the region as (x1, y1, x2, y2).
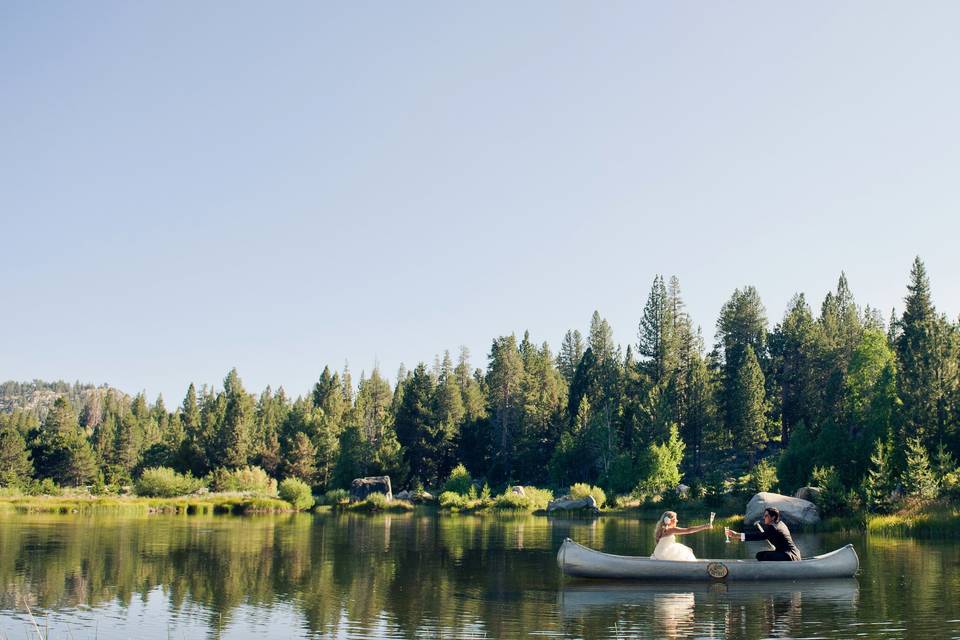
(1, 510, 959, 639)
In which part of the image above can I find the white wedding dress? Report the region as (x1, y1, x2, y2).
(651, 534, 697, 561)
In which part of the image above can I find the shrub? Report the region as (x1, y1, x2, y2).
(635, 424, 684, 494)
(135, 467, 205, 498)
(442, 464, 473, 496)
(747, 459, 778, 494)
(208, 466, 278, 496)
(494, 486, 553, 511)
(323, 488, 350, 505)
(279, 478, 315, 511)
(347, 493, 414, 512)
(811, 466, 848, 517)
(439, 491, 471, 510)
(569, 483, 607, 509)
(902, 437, 938, 501)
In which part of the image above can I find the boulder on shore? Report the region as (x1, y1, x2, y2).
(744, 492, 820, 528)
(547, 495, 599, 513)
(396, 489, 433, 503)
(350, 476, 393, 502)
(510, 486, 526, 496)
(794, 486, 822, 503)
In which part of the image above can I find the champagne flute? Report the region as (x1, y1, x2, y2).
(724, 526, 730, 544)
(709, 511, 715, 527)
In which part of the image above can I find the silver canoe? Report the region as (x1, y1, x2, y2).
(557, 538, 859, 581)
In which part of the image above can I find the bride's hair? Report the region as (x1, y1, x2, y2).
(654, 511, 677, 543)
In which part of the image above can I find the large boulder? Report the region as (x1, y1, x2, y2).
(547, 495, 599, 513)
(350, 476, 393, 502)
(794, 486, 822, 503)
(745, 492, 820, 528)
(396, 489, 433, 503)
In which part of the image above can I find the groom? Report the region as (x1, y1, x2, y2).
(725, 507, 801, 561)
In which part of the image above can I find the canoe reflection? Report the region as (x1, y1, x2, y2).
(561, 578, 858, 612)
(560, 580, 859, 638)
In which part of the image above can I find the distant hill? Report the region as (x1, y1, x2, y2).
(0, 379, 129, 420)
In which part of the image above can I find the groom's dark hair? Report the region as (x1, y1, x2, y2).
(764, 507, 781, 523)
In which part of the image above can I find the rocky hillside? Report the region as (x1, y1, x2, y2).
(0, 379, 128, 419)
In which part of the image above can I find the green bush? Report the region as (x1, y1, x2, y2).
(208, 466, 278, 496)
(279, 478, 315, 511)
(442, 464, 474, 496)
(347, 493, 414, 512)
(439, 491, 470, 510)
(747, 459, 779, 494)
(635, 424, 684, 494)
(811, 465, 848, 516)
(493, 486, 553, 511)
(135, 467, 205, 498)
(570, 483, 607, 509)
(323, 488, 350, 505)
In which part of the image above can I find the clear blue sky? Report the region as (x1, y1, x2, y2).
(3, 2, 958, 403)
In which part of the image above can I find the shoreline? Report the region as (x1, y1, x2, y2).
(4, 495, 958, 537)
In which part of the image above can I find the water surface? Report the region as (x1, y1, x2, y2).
(1, 510, 958, 638)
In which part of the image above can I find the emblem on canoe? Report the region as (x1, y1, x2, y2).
(707, 562, 729, 579)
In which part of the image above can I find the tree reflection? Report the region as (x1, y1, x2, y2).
(0, 514, 958, 638)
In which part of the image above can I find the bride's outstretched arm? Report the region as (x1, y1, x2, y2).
(664, 523, 713, 536)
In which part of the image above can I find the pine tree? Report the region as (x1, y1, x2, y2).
(638, 275, 674, 384)
(901, 436, 938, 501)
(432, 351, 464, 479)
(0, 426, 33, 487)
(395, 363, 440, 486)
(895, 257, 942, 449)
(715, 286, 768, 447)
(558, 330, 585, 383)
(770, 294, 824, 443)
(485, 336, 523, 481)
(356, 367, 394, 446)
(333, 422, 368, 488)
(729, 345, 768, 467)
(283, 431, 318, 483)
(216, 368, 253, 469)
(455, 347, 486, 422)
(862, 434, 895, 512)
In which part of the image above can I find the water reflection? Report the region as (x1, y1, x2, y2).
(560, 580, 859, 639)
(0, 512, 958, 639)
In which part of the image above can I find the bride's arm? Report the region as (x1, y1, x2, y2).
(664, 524, 713, 536)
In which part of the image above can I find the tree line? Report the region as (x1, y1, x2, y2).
(1, 257, 957, 508)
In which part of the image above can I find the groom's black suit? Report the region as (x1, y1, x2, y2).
(743, 520, 801, 561)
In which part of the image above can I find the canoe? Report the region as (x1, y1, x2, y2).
(556, 538, 859, 581)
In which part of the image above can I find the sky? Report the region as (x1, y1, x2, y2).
(2, 2, 959, 403)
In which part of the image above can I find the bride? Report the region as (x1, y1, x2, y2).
(651, 510, 713, 561)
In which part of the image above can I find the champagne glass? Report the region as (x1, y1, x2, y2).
(709, 512, 715, 526)
(724, 526, 730, 544)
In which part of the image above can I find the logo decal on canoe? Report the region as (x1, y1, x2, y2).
(707, 562, 729, 579)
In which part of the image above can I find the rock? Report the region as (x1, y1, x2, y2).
(349, 476, 393, 502)
(395, 490, 411, 500)
(794, 486, 822, 503)
(744, 492, 820, 528)
(547, 495, 599, 513)
(510, 486, 526, 496)
(419, 491, 434, 502)
(677, 484, 690, 498)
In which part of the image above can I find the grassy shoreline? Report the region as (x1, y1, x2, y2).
(0, 493, 295, 515)
(4, 494, 959, 537)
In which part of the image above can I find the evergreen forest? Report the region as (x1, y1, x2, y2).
(2, 257, 958, 513)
